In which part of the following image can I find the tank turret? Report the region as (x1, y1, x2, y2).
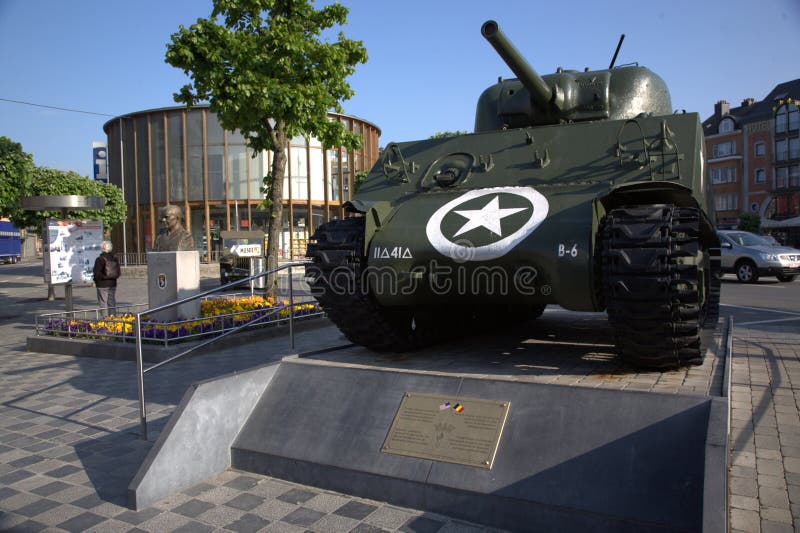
(476, 20, 672, 131)
(480, 20, 561, 114)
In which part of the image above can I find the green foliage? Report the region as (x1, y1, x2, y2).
(353, 170, 368, 193)
(165, 0, 368, 155)
(14, 168, 127, 233)
(430, 130, 469, 139)
(1, 137, 125, 233)
(0, 136, 35, 223)
(258, 173, 273, 210)
(737, 213, 761, 233)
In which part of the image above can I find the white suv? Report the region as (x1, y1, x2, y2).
(718, 230, 800, 283)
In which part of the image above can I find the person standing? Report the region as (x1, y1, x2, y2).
(93, 240, 120, 316)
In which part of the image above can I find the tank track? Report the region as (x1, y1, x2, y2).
(306, 217, 548, 351)
(601, 205, 719, 368)
(306, 217, 439, 351)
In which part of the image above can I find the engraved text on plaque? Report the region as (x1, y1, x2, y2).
(382, 393, 510, 469)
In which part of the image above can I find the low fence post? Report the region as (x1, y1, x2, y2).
(135, 313, 148, 441)
(289, 265, 295, 350)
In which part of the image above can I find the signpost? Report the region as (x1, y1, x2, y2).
(230, 243, 263, 295)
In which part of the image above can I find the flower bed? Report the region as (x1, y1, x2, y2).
(43, 296, 323, 344)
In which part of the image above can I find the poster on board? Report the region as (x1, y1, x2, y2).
(43, 220, 104, 286)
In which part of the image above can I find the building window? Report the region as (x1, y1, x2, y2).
(167, 111, 185, 203)
(775, 103, 799, 134)
(715, 193, 738, 211)
(710, 166, 737, 184)
(777, 167, 788, 188)
(755, 142, 765, 157)
(150, 114, 166, 203)
(755, 169, 766, 183)
(776, 139, 788, 161)
(186, 110, 205, 202)
(776, 105, 787, 134)
(791, 165, 800, 188)
(791, 137, 800, 160)
(719, 118, 734, 133)
(711, 140, 735, 158)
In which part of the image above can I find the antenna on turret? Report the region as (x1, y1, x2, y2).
(609, 34, 625, 69)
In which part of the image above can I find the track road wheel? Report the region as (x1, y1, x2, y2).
(306, 217, 441, 351)
(602, 204, 717, 369)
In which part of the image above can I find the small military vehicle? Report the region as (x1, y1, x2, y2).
(307, 20, 720, 368)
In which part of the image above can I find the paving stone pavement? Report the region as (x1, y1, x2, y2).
(728, 323, 800, 533)
(1, 259, 798, 532)
(0, 262, 508, 532)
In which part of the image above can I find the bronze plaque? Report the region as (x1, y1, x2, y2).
(382, 393, 510, 469)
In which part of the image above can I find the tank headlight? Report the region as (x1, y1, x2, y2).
(435, 168, 459, 187)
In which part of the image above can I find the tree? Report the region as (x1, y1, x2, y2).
(353, 171, 368, 193)
(12, 168, 126, 233)
(0, 136, 35, 224)
(738, 213, 761, 233)
(430, 130, 469, 139)
(165, 0, 367, 294)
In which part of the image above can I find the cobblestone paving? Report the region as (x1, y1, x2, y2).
(728, 324, 800, 533)
(0, 265, 509, 532)
(0, 328, 508, 532)
(2, 261, 796, 532)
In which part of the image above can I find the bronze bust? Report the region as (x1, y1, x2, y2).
(154, 205, 194, 251)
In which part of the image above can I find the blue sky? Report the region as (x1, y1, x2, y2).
(1, 0, 798, 177)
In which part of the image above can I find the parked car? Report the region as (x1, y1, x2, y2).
(718, 230, 800, 283)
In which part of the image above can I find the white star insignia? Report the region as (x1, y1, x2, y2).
(452, 196, 528, 238)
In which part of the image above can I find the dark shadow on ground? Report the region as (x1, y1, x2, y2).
(304, 308, 725, 391)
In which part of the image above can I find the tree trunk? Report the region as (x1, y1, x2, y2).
(265, 126, 287, 299)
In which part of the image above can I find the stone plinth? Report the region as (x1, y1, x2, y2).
(147, 251, 200, 321)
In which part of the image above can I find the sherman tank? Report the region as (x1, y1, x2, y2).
(307, 20, 720, 368)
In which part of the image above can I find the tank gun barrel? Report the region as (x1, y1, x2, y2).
(481, 20, 559, 112)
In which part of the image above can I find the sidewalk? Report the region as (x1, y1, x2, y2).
(728, 322, 800, 533)
(0, 262, 505, 532)
(1, 259, 799, 531)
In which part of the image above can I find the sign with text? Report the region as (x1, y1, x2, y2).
(43, 219, 104, 285)
(230, 244, 262, 257)
(382, 392, 510, 469)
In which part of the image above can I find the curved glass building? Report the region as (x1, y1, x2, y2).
(103, 105, 380, 261)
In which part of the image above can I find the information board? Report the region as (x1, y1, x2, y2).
(43, 219, 104, 285)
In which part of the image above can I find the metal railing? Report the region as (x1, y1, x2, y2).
(119, 251, 228, 265)
(135, 261, 313, 440)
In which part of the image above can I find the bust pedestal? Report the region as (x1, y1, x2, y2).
(146, 251, 200, 321)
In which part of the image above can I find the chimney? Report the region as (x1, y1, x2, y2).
(715, 100, 730, 118)
(741, 98, 755, 107)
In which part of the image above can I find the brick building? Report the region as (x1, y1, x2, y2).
(703, 79, 800, 247)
